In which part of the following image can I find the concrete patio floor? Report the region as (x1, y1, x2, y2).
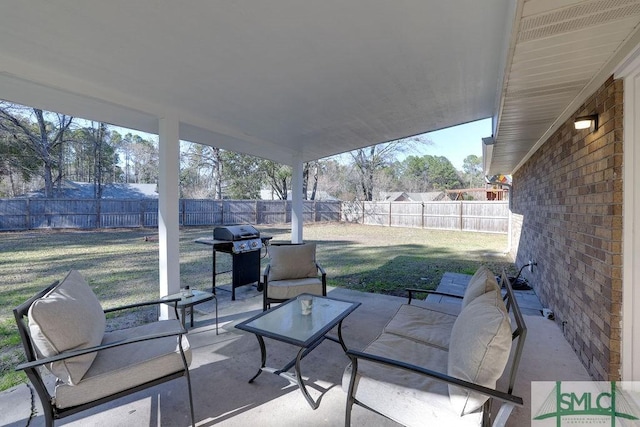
(2, 277, 592, 427)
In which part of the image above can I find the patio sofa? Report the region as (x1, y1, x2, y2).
(343, 266, 527, 427)
(13, 270, 194, 427)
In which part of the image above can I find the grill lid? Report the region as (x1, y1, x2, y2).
(214, 225, 260, 241)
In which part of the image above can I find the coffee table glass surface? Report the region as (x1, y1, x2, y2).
(238, 294, 359, 346)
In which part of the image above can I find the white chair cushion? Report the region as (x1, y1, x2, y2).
(268, 243, 318, 281)
(461, 266, 500, 308)
(266, 277, 323, 300)
(28, 270, 105, 385)
(383, 304, 458, 350)
(55, 320, 191, 409)
(448, 290, 512, 415)
(342, 332, 482, 427)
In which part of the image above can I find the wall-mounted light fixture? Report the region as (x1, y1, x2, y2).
(574, 115, 598, 131)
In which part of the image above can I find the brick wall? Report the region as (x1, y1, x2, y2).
(510, 76, 623, 380)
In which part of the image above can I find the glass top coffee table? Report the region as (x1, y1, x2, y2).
(235, 294, 360, 409)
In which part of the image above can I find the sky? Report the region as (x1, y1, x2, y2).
(410, 118, 491, 170)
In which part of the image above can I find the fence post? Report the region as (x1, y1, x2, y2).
(421, 202, 425, 229)
(96, 199, 101, 229)
(26, 199, 31, 230)
(459, 201, 463, 231)
(388, 202, 392, 227)
(361, 201, 365, 224)
(255, 200, 259, 224)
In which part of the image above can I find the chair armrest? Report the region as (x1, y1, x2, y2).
(263, 263, 271, 284)
(316, 262, 327, 296)
(16, 321, 187, 372)
(104, 297, 180, 314)
(405, 289, 464, 304)
(345, 349, 523, 406)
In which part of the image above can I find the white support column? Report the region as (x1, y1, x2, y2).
(291, 156, 304, 243)
(617, 52, 640, 380)
(158, 117, 181, 320)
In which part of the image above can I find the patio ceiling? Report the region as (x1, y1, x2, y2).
(1, 1, 640, 172)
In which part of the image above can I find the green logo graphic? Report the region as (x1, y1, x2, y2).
(533, 381, 640, 426)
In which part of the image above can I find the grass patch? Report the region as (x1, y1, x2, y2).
(0, 223, 514, 391)
(0, 320, 26, 390)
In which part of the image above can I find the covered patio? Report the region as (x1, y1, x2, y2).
(2, 0, 640, 424)
(2, 280, 591, 426)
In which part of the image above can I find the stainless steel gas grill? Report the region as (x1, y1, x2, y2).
(195, 225, 271, 301)
(213, 225, 263, 254)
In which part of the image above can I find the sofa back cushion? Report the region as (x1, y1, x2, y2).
(448, 290, 512, 415)
(28, 270, 106, 385)
(461, 266, 500, 308)
(268, 243, 318, 281)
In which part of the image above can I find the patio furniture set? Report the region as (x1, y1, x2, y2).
(13, 240, 526, 427)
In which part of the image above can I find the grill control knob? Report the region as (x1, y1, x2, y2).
(251, 241, 258, 248)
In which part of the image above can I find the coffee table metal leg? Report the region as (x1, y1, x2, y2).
(248, 334, 267, 383)
(325, 319, 348, 352)
(337, 319, 347, 352)
(294, 346, 319, 409)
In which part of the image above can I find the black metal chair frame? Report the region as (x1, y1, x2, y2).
(14, 281, 195, 427)
(345, 270, 527, 427)
(262, 243, 327, 311)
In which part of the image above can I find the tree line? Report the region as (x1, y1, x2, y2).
(0, 102, 484, 201)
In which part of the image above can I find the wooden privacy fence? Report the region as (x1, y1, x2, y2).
(0, 199, 342, 231)
(0, 199, 508, 234)
(342, 201, 509, 234)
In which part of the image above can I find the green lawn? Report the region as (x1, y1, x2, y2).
(0, 223, 514, 390)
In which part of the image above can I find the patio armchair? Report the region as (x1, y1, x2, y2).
(13, 270, 194, 427)
(262, 242, 326, 311)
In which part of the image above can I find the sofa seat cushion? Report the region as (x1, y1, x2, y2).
(267, 277, 323, 300)
(28, 270, 105, 385)
(448, 290, 512, 415)
(342, 332, 482, 427)
(383, 304, 458, 350)
(55, 319, 191, 409)
(268, 243, 318, 281)
(461, 266, 501, 308)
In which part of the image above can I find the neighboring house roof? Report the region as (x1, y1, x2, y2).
(22, 181, 158, 199)
(379, 191, 446, 202)
(405, 192, 447, 202)
(379, 192, 407, 201)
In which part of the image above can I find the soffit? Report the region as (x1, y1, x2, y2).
(490, 0, 640, 176)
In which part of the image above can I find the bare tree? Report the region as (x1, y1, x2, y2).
(349, 137, 421, 201)
(303, 161, 320, 200)
(180, 142, 223, 198)
(0, 103, 74, 197)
